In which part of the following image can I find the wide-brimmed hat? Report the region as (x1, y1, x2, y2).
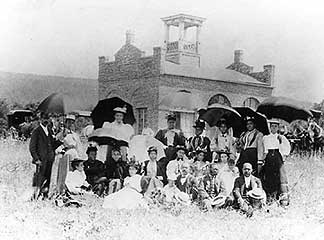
(193, 120, 205, 129)
(247, 188, 265, 200)
(268, 118, 280, 125)
(113, 106, 127, 114)
(211, 195, 227, 207)
(66, 114, 76, 121)
(147, 146, 158, 154)
(175, 192, 191, 206)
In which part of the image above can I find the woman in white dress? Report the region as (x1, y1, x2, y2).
(102, 162, 148, 210)
(103, 106, 135, 162)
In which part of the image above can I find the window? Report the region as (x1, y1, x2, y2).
(174, 111, 195, 138)
(136, 108, 148, 134)
(243, 97, 260, 109)
(208, 94, 231, 106)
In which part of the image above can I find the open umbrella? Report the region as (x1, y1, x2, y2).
(37, 93, 76, 115)
(198, 103, 241, 128)
(128, 135, 166, 162)
(310, 109, 322, 119)
(257, 96, 313, 123)
(159, 89, 205, 111)
(233, 107, 270, 137)
(88, 127, 128, 147)
(91, 97, 135, 129)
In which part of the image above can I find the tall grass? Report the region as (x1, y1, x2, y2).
(0, 140, 323, 240)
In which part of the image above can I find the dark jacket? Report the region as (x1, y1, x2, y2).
(187, 135, 211, 161)
(142, 160, 167, 184)
(29, 126, 56, 164)
(83, 159, 106, 185)
(233, 175, 262, 200)
(105, 159, 129, 181)
(198, 174, 219, 200)
(155, 129, 185, 146)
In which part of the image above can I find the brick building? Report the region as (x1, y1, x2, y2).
(98, 14, 274, 137)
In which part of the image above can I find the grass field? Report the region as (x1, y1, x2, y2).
(0, 140, 324, 240)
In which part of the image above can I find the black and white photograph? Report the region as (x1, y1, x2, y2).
(0, 0, 323, 239)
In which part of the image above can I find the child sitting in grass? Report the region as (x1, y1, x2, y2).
(65, 159, 90, 195)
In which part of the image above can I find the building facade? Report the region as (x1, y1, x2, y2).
(98, 14, 274, 137)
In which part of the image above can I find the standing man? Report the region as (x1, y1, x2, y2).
(187, 120, 211, 162)
(29, 112, 56, 200)
(236, 117, 264, 176)
(155, 113, 185, 162)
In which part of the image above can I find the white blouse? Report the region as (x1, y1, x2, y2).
(263, 133, 291, 156)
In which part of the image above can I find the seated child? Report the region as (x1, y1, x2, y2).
(105, 148, 129, 194)
(65, 159, 90, 195)
(102, 162, 148, 210)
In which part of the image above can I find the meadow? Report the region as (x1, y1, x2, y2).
(0, 140, 324, 240)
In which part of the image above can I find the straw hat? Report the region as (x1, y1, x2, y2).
(210, 195, 227, 207)
(66, 114, 76, 121)
(247, 188, 265, 200)
(268, 118, 280, 125)
(113, 106, 127, 114)
(175, 192, 191, 205)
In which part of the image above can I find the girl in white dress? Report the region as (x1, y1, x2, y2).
(102, 163, 148, 210)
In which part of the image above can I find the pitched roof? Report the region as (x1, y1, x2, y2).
(163, 61, 270, 86)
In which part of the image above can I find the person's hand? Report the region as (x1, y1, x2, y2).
(35, 160, 42, 166)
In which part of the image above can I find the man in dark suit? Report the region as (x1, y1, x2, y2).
(175, 162, 198, 200)
(187, 120, 211, 161)
(29, 112, 57, 200)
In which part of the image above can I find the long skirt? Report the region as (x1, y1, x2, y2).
(48, 154, 62, 197)
(236, 148, 258, 175)
(102, 187, 147, 210)
(262, 149, 288, 198)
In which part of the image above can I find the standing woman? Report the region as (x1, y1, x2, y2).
(236, 117, 264, 177)
(103, 106, 135, 162)
(262, 119, 290, 205)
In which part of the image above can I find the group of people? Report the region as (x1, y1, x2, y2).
(29, 106, 292, 216)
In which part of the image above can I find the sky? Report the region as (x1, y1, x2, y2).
(0, 0, 323, 103)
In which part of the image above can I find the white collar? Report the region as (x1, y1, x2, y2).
(40, 123, 48, 135)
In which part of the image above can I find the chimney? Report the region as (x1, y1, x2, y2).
(234, 50, 243, 63)
(263, 64, 275, 85)
(99, 56, 109, 65)
(126, 30, 135, 45)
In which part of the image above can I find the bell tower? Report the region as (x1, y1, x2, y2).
(161, 14, 206, 67)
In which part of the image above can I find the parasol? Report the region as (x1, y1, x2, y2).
(233, 107, 270, 137)
(88, 127, 128, 147)
(198, 103, 241, 128)
(257, 96, 313, 123)
(91, 97, 135, 129)
(37, 93, 76, 115)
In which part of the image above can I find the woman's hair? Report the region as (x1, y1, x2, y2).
(71, 160, 83, 171)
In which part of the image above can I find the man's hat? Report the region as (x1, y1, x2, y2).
(211, 195, 227, 207)
(247, 188, 265, 200)
(268, 118, 280, 125)
(196, 148, 207, 155)
(86, 144, 98, 154)
(70, 158, 85, 163)
(166, 113, 176, 121)
(147, 146, 158, 153)
(113, 106, 127, 114)
(176, 145, 187, 152)
(66, 114, 76, 121)
(244, 116, 256, 122)
(193, 119, 205, 129)
(175, 192, 191, 206)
